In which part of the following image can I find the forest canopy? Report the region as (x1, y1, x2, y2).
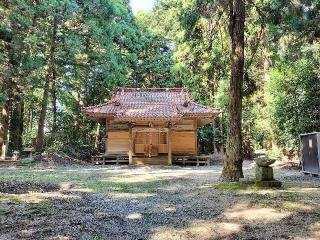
(0, 0, 319, 162)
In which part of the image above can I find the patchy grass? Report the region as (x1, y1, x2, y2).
(0, 163, 319, 240)
(22, 199, 52, 217)
(18, 157, 37, 167)
(0, 207, 9, 215)
(215, 179, 283, 191)
(214, 181, 260, 190)
(0, 167, 101, 192)
(0, 195, 22, 203)
(214, 183, 243, 190)
(0, 166, 163, 194)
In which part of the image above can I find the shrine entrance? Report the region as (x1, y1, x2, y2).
(132, 128, 168, 157)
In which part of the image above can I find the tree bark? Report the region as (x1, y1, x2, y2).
(8, 99, 24, 154)
(51, 78, 57, 133)
(83, 35, 91, 106)
(221, 0, 245, 181)
(0, 103, 10, 159)
(0, 34, 16, 159)
(28, 107, 34, 133)
(36, 16, 58, 152)
(0, 106, 3, 158)
(220, 112, 224, 154)
(94, 123, 101, 149)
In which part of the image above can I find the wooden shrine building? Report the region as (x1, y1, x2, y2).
(82, 88, 222, 165)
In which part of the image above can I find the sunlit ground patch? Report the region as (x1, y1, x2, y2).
(223, 203, 290, 223)
(164, 207, 176, 212)
(126, 212, 143, 219)
(283, 187, 320, 195)
(108, 175, 161, 184)
(308, 223, 320, 240)
(0, 191, 80, 203)
(109, 191, 156, 199)
(281, 201, 315, 211)
(69, 187, 94, 193)
(150, 220, 242, 239)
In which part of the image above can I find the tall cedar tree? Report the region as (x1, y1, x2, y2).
(221, 0, 245, 181)
(36, 16, 58, 152)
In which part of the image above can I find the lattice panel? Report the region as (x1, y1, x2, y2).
(135, 132, 144, 144)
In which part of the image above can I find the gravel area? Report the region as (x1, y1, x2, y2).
(0, 160, 319, 240)
(0, 181, 60, 194)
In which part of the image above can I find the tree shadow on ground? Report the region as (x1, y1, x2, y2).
(0, 173, 319, 240)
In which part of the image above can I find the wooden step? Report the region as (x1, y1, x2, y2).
(132, 156, 169, 165)
(91, 154, 129, 165)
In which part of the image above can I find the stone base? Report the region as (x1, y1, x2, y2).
(255, 180, 282, 188)
(256, 166, 274, 181)
(239, 179, 283, 189)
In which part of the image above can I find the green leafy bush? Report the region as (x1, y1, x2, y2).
(267, 58, 320, 153)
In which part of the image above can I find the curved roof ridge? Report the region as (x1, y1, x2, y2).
(116, 87, 187, 92)
(82, 87, 222, 121)
(82, 102, 109, 110)
(190, 102, 222, 111)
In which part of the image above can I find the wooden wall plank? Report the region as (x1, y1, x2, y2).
(107, 130, 198, 156)
(108, 131, 129, 154)
(171, 119, 195, 131)
(171, 131, 197, 155)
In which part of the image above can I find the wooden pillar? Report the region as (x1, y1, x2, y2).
(167, 126, 172, 165)
(105, 119, 109, 155)
(220, 111, 224, 154)
(129, 125, 133, 165)
(194, 119, 198, 155)
(212, 115, 217, 154)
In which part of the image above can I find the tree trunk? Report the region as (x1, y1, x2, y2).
(0, 106, 3, 157)
(51, 78, 57, 133)
(36, 77, 50, 152)
(36, 16, 58, 152)
(0, 103, 10, 159)
(28, 107, 34, 133)
(0, 37, 15, 159)
(221, 0, 245, 181)
(220, 112, 224, 154)
(8, 99, 24, 154)
(94, 123, 101, 149)
(83, 35, 91, 106)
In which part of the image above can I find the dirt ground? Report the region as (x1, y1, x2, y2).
(0, 161, 319, 240)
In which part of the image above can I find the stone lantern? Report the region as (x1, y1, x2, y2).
(254, 157, 282, 188)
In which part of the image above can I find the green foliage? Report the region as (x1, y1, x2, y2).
(267, 56, 320, 150)
(1, 0, 180, 157)
(265, 148, 282, 160)
(18, 158, 37, 167)
(198, 117, 225, 154)
(0, 0, 319, 159)
(0, 92, 5, 105)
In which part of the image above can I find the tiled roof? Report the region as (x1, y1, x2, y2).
(82, 88, 220, 121)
